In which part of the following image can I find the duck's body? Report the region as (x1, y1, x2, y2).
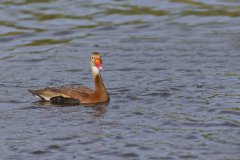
(29, 52, 110, 105)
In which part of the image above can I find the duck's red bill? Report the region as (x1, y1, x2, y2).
(95, 59, 102, 70)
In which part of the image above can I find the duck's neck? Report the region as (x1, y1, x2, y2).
(91, 66, 107, 93)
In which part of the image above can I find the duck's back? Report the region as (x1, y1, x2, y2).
(29, 85, 94, 103)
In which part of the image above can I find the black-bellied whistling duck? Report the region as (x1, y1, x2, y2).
(29, 52, 110, 105)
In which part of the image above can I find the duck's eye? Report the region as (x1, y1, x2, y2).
(91, 57, 93, 59)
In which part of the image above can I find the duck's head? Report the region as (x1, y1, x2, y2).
(90, 52, 103, 71)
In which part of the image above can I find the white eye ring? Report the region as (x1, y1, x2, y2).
(91, 57, 93, 59)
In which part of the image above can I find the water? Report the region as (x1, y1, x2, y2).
(0, 0, 240, 159)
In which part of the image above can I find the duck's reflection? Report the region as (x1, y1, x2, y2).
(91, 104, 107, 117)
(31, 100, 108, 118)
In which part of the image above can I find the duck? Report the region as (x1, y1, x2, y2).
(29, 52, 110, 105)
